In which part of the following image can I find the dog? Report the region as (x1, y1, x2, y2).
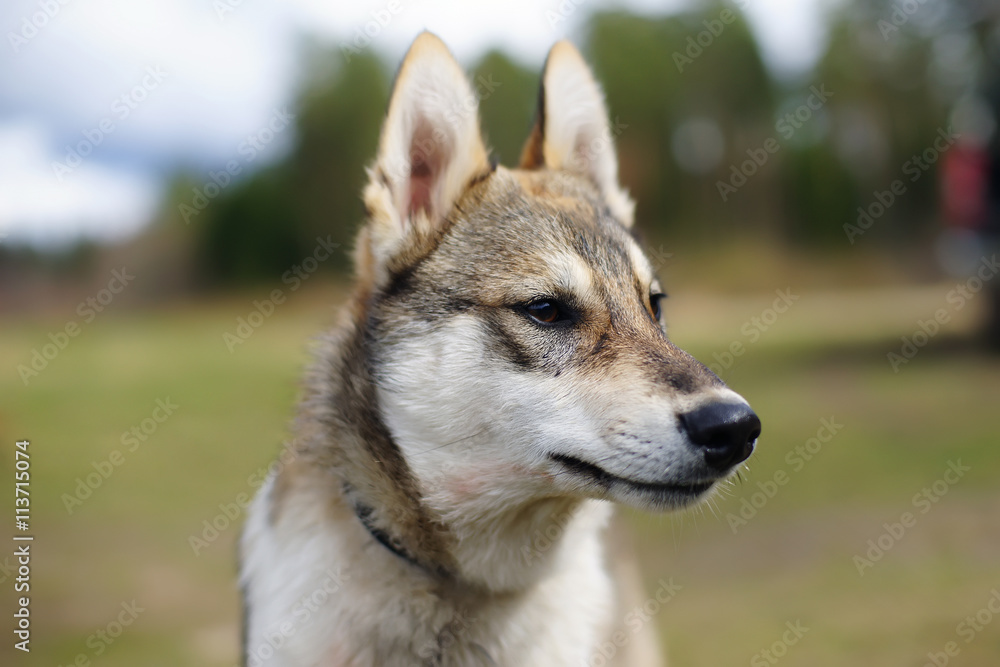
(239, 32, 760, 666)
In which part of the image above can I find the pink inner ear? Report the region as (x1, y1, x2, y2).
(408, 157, 433, 219)
(405, 117, 447, 221)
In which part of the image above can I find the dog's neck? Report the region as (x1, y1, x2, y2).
(427, 485, 611, 592)
(347, 495, 441, 573)
(352, 479, 609, 594)
(300, 293, 611, 594)
(338, 436, 605, 592)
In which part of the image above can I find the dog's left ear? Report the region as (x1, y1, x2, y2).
(520, 41, 634, 226)
(362, 32, 491, 276)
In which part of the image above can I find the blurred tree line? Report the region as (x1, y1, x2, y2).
(153, 0, 992, 288)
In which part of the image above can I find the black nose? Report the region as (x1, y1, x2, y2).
(679, 402, 760, 471)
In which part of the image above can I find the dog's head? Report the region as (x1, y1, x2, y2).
(356, 33, 759, 516)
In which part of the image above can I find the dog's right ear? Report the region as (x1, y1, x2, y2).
(361, 32, 490, 281)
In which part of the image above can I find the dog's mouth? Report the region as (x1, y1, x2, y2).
(548, 453, 717, 509)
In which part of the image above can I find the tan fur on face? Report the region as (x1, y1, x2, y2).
(377, 164, 721, 402)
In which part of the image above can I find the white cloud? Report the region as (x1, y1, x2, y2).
(2, 0, 297, 166)
(0, 120, 161, 246)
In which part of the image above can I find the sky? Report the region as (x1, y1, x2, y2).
(0, 0, 838, 247)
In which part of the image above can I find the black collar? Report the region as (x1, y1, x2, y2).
(350, 500, 496, 664)
(351, 501, 427, 570)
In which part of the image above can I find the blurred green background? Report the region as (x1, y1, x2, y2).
(2, 1, 1000, 665)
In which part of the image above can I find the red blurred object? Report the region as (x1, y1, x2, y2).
(941, 143, 989, 230)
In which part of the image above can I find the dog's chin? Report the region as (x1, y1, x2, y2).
(548, 452, 720, 512)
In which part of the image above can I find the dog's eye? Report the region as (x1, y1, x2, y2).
(525, 300, 565, 325)
(650, 292, 666, 321)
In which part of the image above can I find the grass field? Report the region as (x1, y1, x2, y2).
(1, 279, 998, 666)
